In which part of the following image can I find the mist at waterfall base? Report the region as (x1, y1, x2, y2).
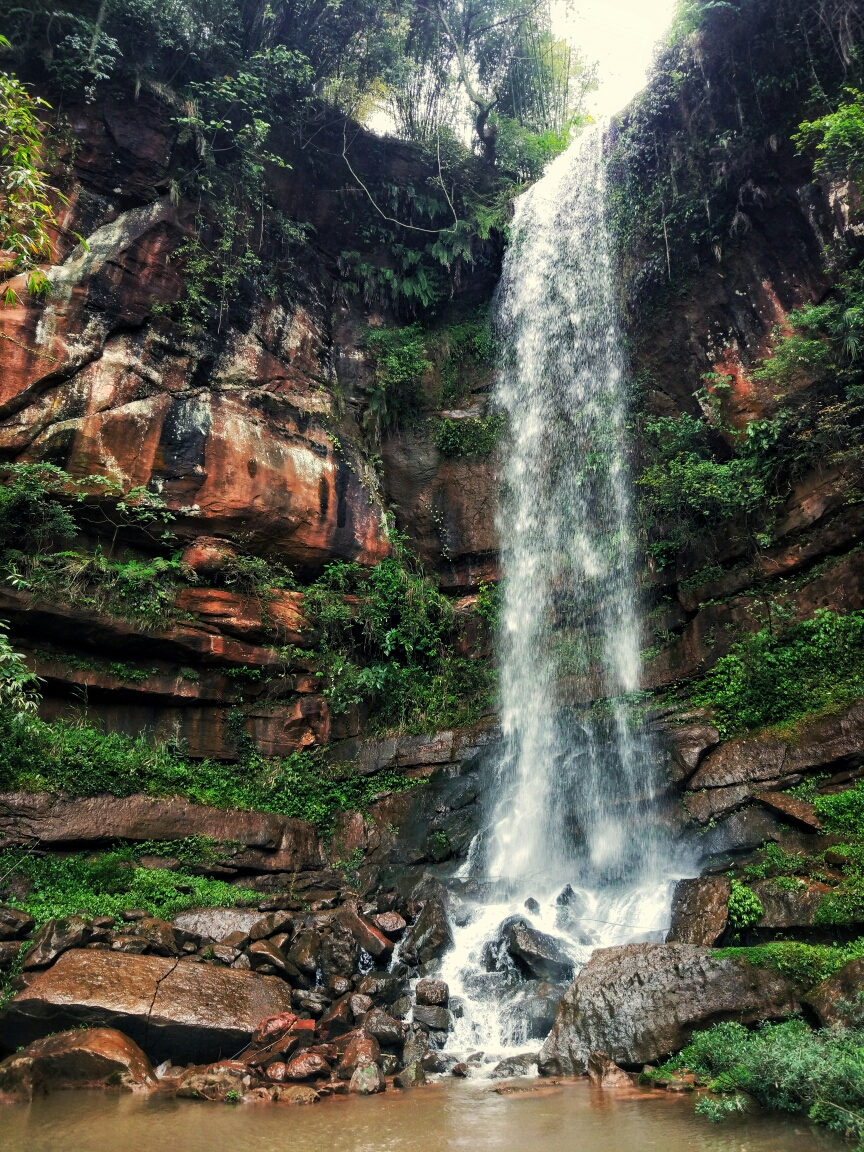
(437, 126, 692, 1060)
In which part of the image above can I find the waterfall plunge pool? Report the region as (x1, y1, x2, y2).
(2, 1079, 843, 1152)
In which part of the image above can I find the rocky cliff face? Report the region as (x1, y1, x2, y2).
(0, 93, 500, 758)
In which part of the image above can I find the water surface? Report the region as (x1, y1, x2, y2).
(3, 1080, 843, 1152)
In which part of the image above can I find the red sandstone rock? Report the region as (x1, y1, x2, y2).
(285, 1052, 331, 1080)
(337, 1031, 381, 1079)
(371, 911, 407, 939)
(665, 878, 731, 946)
(754, 792, 823, 830)
(0, 1027, 157, 1101)
(587, 1051, 633, 1088)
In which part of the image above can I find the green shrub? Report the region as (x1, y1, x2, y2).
(664, 1019, 864, 1143)
(365, 325, 431, 440)
(690, 609, 864, 737)
(434, 414, 505, 458)
(0, 709, 420, 830)
(727, 879, 764, 929)
(0, 848, 258, 926)
(815, 783, 864, 836)
(795, 87, 864, 184)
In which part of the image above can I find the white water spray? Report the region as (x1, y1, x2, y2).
(439, 126, 686, 1062)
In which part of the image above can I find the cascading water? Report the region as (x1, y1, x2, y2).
(438, 125, 687, 1061)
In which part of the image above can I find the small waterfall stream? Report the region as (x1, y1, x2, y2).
(438, 126, 685, 1061)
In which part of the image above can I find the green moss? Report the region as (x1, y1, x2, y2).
(434, 414, 505, 458)
(727, 879, 764, 929)
(0, 709, 421, 831)
(714, 938, 864, 989)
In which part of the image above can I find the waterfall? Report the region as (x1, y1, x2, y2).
(438, 125, 684, 1060)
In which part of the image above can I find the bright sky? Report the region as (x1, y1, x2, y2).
(556, 0, 680, 119)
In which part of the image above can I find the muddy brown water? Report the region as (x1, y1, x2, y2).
(2, 1079, 844, 1152)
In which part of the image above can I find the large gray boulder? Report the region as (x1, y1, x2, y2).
(538, 943, 802, 1075)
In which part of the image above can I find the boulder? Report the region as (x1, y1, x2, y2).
(285, 1052, 331, 1080)
(754, 792, 823, 831)
(173, 908, 268, 943)
(750, 879, 834, 931)
(491, 1052, 538, 1078)
(337, 1032, 381, 1080)
(349, 1062, 386, 1095)
(348, 993, 374, 1020)
(286, 928, 321, 976)
(415, 978, 448, 1006)
(587, 1051, 633, 1088)
(372, 912, 407, 939)
(394, 1061, 426, 1088)
(506, 920, 574, 981)
(176, 1062, 249, 1101)
(354, 973, 408, 1005)
(337, 906, 393, 960)
(804, 959, 864, 1027)
(248, 939, 297, 979)
(318, 920, 361, 979)
(249, 912, 294, 941)
(24, 916, 93, 969)
(665, 878, 730, 945)
(400, 898, 453, 967)
(0, 949, 294, 1064)
(412, 1004, 452, 1033)
(0, 906, 34, 941)
(401, 1028, 429, 1066)
(0, 942, 21, 968)
(0, 1027, 157, 1101)
(538, 943, 802, 1075)
(124, 917, 180, 957)
(252, 1012, 298, 1045)
(317, 996, 354, 1041)
(663, 721, 721, 783)
(270, 1083, 320, 1104)
(361, 1008, 404, 1047)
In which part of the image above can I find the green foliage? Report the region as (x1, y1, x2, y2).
(364, 324, 431, 440)
(437, 312, 494, 404)
(608, 0, 861, 307)
(690, 609, 864, 737)
(0, 619, 40, 716)
(0, 58, 62, 299)
(727, 878, 764, 929)
(0, 847, 258, 925)
(0, 464, 78, 551)
(664, 1019, 864, 1143)
(795, 88, 864, 183)
(815, 784, 864, 836)
(434, 413, 504, 458)
(305, 534, 494, 733)
(475, 580, 501, 628)
(0, 707, 420, 830)
(716, 938, 864, 989)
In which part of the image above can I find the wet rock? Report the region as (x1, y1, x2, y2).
(804, 959, 864, 1027)
(394, 1061, 426, 1088)
(412, 1004, 452, 1033)
(173, 908, 267, 943)
(415, 978, 449, 1006)
(126, 916, 180, 957)
(524, 898, 540, 914)
(318, 921, 360, 981)
(23, 917, 93, 969)
(317, 996, 354, 1041)
(286, 1019, 316, 1050)
(372, 912, 407, 940)
(271, 1083, 321, 1104)
(491, 1052, 538, 1078)
(420, 1050, 448, 1073)
(0, 941, 21, 968)
(348, 993, 374, 1021)
(538, 943, 803, 1075)
(451, 1062, 469, 1077)
(390, 995, 412, 1019)
(176, 1062, 249, 1101)
(401, 1028, 430, 1066)
(400, 898, 453, 967)
(505, 981, 567, 1040)
(0, 950, 294, 1064)
(338, 906, 393, 960)
(0, 906, 34, 941)
(361, 1008, 404, 1047)
(221, 930, 251, 950)
(0, 1027, 157, 1101)
(285, 1051, 331, 1080)
(249, 912, 294, 941)
(663, 721, 721, 783)
(587, 1051, 633, 1088)
(286, 929, 321, 976)
(354, 973, 408, 1006)
(248, 939, 297, 979)
(328, 975, 351, 997)
(750, 879, 834, 931)
(349, 1062, 386, 1095)
(337, 1032, 381, 1080)
(754, 792, 823, 831)
(292, 990, 330, 1018)
(506, 920, 574, 982)
(253, 1011, 298, 1045)
(379, 1053, 401, 1075)
(666, 878, 730, 946)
